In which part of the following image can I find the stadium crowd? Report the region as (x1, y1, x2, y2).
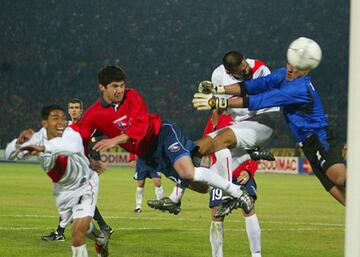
(0, 0, 349, 149)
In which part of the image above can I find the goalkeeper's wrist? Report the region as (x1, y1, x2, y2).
(216, 96, 228, 109)
(216, 85, 225, 94)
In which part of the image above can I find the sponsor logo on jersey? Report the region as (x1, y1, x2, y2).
(168, 142, 181, 152)
(113, 115, 129, 130)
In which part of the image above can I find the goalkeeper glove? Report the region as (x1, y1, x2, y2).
(198, 80, 225, 94)
(192, 93, 228, 111)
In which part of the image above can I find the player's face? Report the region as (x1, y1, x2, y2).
(286, 63, 309, 81)
(228, 59, 252, 81)
(101, 80, 126, 104)
(68, 103, 82, 122)
(42, 110, 67, 140)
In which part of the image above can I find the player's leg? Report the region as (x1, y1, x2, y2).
(78, 174, 110, 257)
(325, 163, 346, 188)
(41, 216, 66, 241)
(169, 184, 185, 203)
(86, 222, 110, 257)
(209, 188, 225, 257)
(196, 128, 237, 156)
(151, 177, 164, 200)
(240, 177, 261, 257)
(300, 133, 346, 203)
(150, 121, 253, 213)
(198, 120, 273, 155)
(135, 179, 145, 212)
(93, 207, 113, 234)
(134, 159, 149, 212)
(243, 208, 262, 257)
(71, 216, 91, 257)
(230, 168, 262, 257)
(328, 185, 346, 205)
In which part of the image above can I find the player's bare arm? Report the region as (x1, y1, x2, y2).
(20, 145, 45, 155)
(93, 134, 130, 152)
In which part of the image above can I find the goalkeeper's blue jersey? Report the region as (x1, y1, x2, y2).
(245, 67, 328, 144)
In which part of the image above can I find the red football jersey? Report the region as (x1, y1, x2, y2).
(79, 88, 162, 157)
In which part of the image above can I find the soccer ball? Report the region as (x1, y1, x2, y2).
(287, 37, 322, 70)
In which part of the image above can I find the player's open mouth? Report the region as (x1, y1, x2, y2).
(56, 127, 65, 135)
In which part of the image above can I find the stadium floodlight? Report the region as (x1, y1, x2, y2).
(345, 0, 360, 256)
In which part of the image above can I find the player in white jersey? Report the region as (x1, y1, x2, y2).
(197, 51, 280, 158)
(5, 105, 110, 257)
(41, 98, 113, 242)
(200, 53, 279, 257)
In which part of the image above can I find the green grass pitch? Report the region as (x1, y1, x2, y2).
(0, 163, 344, 257)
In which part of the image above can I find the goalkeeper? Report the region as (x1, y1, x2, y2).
(192, 37, 346, 206)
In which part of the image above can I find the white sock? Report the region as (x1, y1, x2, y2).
(71, 244, 88, 257)
(245, 214, 262, 257)
(211, 149, 233, 181)
(86, 223, 106, 245)
(168, 185, 185, 203)
(210, 221, 224, 257)
(155, 186, 164, 200)
(136, 187, 144, 209)
(194, 167, 242, 198)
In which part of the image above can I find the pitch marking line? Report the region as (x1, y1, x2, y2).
(0, 214, 344, 227)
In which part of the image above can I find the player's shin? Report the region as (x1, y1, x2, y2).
(193, 167, 243, 198)
(245, 214, 262, 257)
(169, 185, 185, 203)
(210, 220, 224, 257)
(155, 186, 164, 200)
(136, 187, 144, 209)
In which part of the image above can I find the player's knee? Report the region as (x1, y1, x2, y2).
(326, 164, 346, 186)
(137, 180, 145, 187)
(174, 156, 195, 181)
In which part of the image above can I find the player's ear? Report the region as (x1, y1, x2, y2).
(98, 83, 106, 92)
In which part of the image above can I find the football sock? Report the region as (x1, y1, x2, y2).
(71, 244, 88, 257)
(56, 225, 65, 235)
(194, 167, 242, 198)
(136, 187, 144, 209)
(94, 207, 107, 229)
(155, 186, 164, 200)
(210, 221, 224, 257)
(169, 185, 185, 203)
(245, 214, 262, 257)
(57, 216, 65, 234)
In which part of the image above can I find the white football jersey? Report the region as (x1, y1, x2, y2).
(5, 125, 94, 191)
(211, 58, 280, 123)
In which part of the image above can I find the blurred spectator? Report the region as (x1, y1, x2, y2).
(0, 0, 349, 148)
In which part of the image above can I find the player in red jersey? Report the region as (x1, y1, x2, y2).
(78, 65, 254, 214)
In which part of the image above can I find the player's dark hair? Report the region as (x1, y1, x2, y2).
(222, 51, 245, 72)
(98, 65, 127, 87)
(41, 105, 65, 120)
(68, 98, 83, 109)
